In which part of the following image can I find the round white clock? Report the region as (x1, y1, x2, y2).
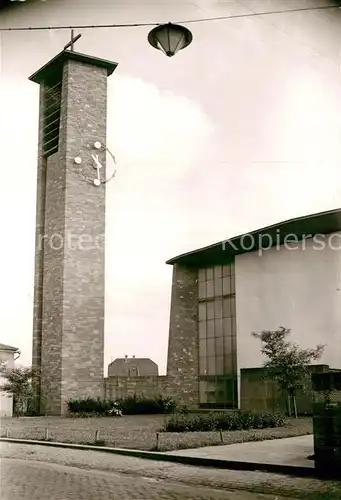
(75, 141, 117, 187)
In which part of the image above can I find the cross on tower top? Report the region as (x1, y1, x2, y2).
(63, 30, 82, 52)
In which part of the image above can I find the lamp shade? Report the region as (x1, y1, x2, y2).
(148, 23, 193, 57)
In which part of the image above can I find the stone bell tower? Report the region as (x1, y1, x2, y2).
(30, 35, 117, 415)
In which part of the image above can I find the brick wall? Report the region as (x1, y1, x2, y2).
(104, 375, 199, 407)
(58, 59, 108, 412)
(32, 83, 48, 413)
(166, 265, 199, 405)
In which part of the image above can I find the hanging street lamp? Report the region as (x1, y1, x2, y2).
(148, 22, 193, 57)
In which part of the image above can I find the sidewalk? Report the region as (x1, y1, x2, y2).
(0, 434, 316, 478)
(168, 435, 314, 469)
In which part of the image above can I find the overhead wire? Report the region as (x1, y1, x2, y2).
(0, 4, 340, 31)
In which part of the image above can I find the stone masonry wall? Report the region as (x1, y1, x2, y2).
(40, 151, 66, 414)
(32, 83, 48, 413)
(104, 375, 199, 407)
(166, 265, 199, 405)
(58, 59, 108, 412)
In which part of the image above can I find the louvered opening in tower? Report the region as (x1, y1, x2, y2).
(43, 80, 62, 157)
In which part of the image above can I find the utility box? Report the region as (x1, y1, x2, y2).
(312, 371, 341, 479)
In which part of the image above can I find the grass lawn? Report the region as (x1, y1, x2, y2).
(0, 414, 313, 452)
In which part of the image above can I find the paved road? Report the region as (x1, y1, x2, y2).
(2, 457, 281, 500)
(1, 442, 340, 499)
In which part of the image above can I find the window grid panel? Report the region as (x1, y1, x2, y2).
(207, 319, 215, 338)
(223, 317, 232, 337)
(214, 278, 223, 296)
(223, 297, 233, 317)
(232, 316, 237, 334)
(199, 338, 207, 357)
(207, 301, 215, 320)
(206, 280, 214, 298)
(199, 357, 207, 375)
(207, 337, 215, 357)
(214, 318, 223, 338)
(214, 265, 222, 279)
(198, 282, 206, 299)
(216, 356, 224, 375)
(224, 335, 232, 357)
(224, 355, 233, 373)
(199, 321, 207, 340)
(198, 302, 207, 321)
(223, 264, 231, 277)
(207, 356, 216, 375)
(215, 336, 224, 353)
(214, 299, 223, 319)
(198, 264, 237, 401)
(222, 276, 231, 295)
(198, 268, 206, 283)
(230, 297, 236, 316)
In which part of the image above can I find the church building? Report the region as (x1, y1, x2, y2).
(165, 208, 341, 410)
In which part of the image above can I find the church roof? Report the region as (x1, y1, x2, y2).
(0, 343, 19, 352)
(166, 207, 341, 267)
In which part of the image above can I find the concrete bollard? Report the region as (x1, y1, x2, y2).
(44, 428, 49, 441)
(95, 430, 100, 442)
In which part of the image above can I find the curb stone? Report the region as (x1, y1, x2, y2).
(0, 437, 322, 479)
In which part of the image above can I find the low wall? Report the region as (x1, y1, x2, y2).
(240, 365, 330, 415)
(104, 374, 199, 407)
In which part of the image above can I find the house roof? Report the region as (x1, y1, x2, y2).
(166, 207, 341, 267)
(0, 343, 19, 352)
(29, 50, 118, 85)
(109, 357, 158, 367)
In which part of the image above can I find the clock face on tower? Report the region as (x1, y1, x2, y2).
(74, 141, 116, 187)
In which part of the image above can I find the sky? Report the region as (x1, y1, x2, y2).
(0, 0, 341, 374)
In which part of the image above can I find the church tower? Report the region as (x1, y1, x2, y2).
(30, 37, 117, 415)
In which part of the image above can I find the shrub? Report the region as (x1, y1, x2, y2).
(117, 394, 177, 415)
(67, 398, 122, 416)
(67, 395, 176, 416)
(163, 411, 287, 433)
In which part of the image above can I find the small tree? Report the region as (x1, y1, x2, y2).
(0, 365, 36, 416)
(252, 327, 325, 418)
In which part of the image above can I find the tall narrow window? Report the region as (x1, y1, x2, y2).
(198, 262, 237, 408)
(43, 81, 62, 157)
